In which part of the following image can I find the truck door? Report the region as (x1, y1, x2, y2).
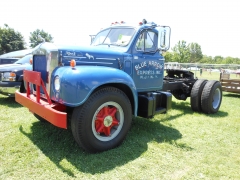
(132, 30, 164, 91)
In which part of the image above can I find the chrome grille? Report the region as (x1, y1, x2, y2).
(33, 55, 47, 93)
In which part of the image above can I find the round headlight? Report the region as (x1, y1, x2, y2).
(54, 76, 60, 91)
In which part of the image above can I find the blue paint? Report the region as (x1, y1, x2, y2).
(30, 22, 170, 117)
(51, 66, 137, 107)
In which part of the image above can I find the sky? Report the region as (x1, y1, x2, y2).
(1, 0, 240, 58)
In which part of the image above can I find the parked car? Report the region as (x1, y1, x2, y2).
(0, 49, 32, 59)
(0, 54, 32, 97)
(0, 58, 19, 65)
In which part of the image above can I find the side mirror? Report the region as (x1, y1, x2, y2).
(156, 26, 171, 51)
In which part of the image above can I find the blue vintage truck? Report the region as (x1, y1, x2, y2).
(15, 20, 222, 152)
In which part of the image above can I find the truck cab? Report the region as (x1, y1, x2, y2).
(15, 20, 176, 152)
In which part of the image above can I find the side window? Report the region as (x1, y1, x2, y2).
(135, 31, 157, 52)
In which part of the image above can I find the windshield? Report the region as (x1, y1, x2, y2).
(14, 54, 32, 64)
(91, 28, 135, 46)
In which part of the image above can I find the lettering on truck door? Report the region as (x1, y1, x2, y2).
(132, 30, 164, 91)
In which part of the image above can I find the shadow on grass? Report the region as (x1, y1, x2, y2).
(159, 100, 228, 122)
(172, 98, 228, 118)
(0, 96, 22, 108)
(16, 96, 228, 177)
(223, 92, 240, 98)
(19, 116, 182, 177)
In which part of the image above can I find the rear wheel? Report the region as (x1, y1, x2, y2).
(201, 80, 222, 114)
(190, 79, 208, 112)
(71, 87, 132, 153)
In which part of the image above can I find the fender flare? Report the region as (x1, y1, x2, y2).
(51, 66, 138, 116)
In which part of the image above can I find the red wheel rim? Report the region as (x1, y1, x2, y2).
(92, 102, 124, 141)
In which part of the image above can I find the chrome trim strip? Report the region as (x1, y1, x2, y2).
(67, 61, 113, 65)
(96, 58, 116, 61)
(63, 56, 86, 59)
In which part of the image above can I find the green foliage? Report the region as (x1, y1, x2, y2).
(170, 41, 203, 63)
(163, 51, 174, 62)
(189, 42, 203, 63)
(172, 40, 191, 63)
(166, 40, 240, 64)
(222, 56, 234, 64)
(199, 55, 213, 63)
(213, 56, 224, 63)
(29, 29, 53, 48)
(199, 55, 240, 64)
(0, 24, 26, 54)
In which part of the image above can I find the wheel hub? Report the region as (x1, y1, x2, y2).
(92, 101, 124, 141)
(103, 116, 113, 127)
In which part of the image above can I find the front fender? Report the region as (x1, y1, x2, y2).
(51, 66, 138, 115)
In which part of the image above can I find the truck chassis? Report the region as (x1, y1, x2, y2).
(163, 69, 222, 114)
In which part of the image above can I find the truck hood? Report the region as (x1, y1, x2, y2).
(0, 63, 31, 72)
(59, 45, 126, 57)
(58, 45, 127, 68)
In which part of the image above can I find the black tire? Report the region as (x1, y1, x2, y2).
(201, 80, 222, 114)
(71, 87, 132, 153)
(34, 113, 47, 122)
(20, 81, 26, 93)
(190, 79, 208, 112)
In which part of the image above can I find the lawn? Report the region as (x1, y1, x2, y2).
(0, 72, 239, 179)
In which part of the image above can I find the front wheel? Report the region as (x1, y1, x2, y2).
(20, 81, 26, 93)
(71, 87, 132, 153)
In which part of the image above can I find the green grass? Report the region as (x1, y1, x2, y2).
(0, 74, 240, 179)
(192, 71, 240, 81)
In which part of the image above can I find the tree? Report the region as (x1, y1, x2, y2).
(221, 56, 234, 64)
(199, 55, 213, 64)
(189, 42, 203, 63)
(172, 40, 191, 63)
(0, 24, 26, 55)
(29, 29, 53, 48)
(213, 56, 224, 64)
(163, 51, 174, 62)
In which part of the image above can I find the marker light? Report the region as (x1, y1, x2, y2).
(54, 76, 60, 92)
(111, 21, 125, 25)
(29, 59, 33, 65)
(70, 59, 76, 67)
